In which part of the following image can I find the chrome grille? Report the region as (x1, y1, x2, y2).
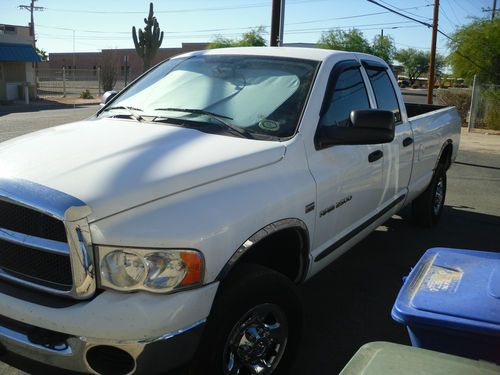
(0, 200, 67, 242)
(0, 238, 72, 289)
(0, 178, 97, 299)
(0, 199, 73, 291)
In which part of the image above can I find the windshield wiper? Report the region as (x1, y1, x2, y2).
(154, 107, 253, 139)
(102, 105, 144, 122)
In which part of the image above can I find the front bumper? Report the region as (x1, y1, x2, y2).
(0, 314, 205, 375)
(0, 282, 219, 374)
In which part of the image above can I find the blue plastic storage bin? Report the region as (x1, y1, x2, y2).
(392, 247, 500, 364)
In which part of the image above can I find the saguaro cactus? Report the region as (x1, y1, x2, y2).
(132, 2, 164, 72)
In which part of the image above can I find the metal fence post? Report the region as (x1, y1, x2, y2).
(97, 67, 101, 97)
(62, 67, 66, 97)
(468, 75, 479, 132)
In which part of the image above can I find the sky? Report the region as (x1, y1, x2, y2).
(0, 0, 493, 56)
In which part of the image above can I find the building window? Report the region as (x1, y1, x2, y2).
(0, 25, 16, 35)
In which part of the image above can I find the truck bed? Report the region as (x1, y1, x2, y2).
(405, 102, 446, 118)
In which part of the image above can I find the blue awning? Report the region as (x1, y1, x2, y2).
(0, 43, 40, 62)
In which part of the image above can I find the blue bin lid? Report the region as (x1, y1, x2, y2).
(392, 247, 500, 336)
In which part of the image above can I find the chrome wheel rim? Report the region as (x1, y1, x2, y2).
(433, 177, 445, 216)
(223, 303, 288, 375)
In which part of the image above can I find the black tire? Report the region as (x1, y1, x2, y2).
(412, 164, 447, 227)
(190, 263, 302, 375)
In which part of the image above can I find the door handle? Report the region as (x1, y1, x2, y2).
(403, 137, 414, 147)
(368, 150, 383, 163)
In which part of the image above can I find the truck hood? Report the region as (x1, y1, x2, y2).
(0, 118, 286, 221)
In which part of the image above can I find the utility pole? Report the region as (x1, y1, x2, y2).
(19, 0, 44, 40)
(270, 0, 285, 46)
(19, 0, 44, 100)
(493, 0, 497, 19)
(427, 0, 439, 105)
(380, 29, 384, 37)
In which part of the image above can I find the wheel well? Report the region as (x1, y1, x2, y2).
(235, 228, 308, 284)
(438, 142, 453, 170)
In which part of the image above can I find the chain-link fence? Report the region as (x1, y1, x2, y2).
(468, 78, 499, 131)
(37, 68, 139, 98)
(437, 77, 499, 131)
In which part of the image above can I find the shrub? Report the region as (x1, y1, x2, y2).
(436, 89, 471, 126)
(101, 61, 117, 92)
(483, 88, 500, 130)
(80, 89, 93, 99)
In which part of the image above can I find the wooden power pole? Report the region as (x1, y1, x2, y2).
(270, 0, 285, 46)
(427, 0, 439, 105)
(19, 0, 44, 39)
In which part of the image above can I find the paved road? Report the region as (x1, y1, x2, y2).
(0, 108, 499, 374)
(0, 105, 99, 143)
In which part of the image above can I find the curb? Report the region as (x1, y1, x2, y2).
(0, 102, 99, 115)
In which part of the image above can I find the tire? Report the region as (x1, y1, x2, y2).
(412, 164, 447, 227)
(190, 263, 302, 375)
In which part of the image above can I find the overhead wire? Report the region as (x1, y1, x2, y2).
(367, 0, 498, 77)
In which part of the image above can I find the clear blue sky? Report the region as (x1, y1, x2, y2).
(1, 0, 492, 55)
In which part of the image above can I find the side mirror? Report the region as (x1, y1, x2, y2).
(316, 109, 395, 148)
(99, 90, 118, 108)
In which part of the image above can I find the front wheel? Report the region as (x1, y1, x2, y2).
(190, 264, 302, 375)
(412, 164, 447, 227)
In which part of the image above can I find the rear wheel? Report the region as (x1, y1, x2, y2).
(412, 164, 447, 227)
(190, 264, 301, 375)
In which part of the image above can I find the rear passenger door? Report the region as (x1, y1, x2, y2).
(362, 60, 413, 206)
(307, 60, 385, 261)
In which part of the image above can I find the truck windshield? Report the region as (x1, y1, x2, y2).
(100, 54, 319, 139)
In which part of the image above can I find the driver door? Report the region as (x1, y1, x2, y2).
(307, 60, 385, 262)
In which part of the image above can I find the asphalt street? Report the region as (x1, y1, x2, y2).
(0, 105, 498, 374)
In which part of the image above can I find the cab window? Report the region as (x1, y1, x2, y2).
(365, 67, 402, 123)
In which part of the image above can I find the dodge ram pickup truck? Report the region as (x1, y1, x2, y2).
(0, 47, 460, 375)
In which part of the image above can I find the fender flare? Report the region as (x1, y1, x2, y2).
(215, 218, 310, 283)
(434, 139, 453, 171)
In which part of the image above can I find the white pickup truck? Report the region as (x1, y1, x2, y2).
(0, 47, 460, 375)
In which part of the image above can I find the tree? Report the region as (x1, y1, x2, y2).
(208, 27, 267, 48)
(35, 47, 48, 61)
(395, 48, 445, 85)
(447, 18, 500, 84)
(132, 2, 164, 72)
(371, 35, 396, 64)
(101, 59, 117, 92)
(238, 27, 267, 47)
(208, 36, 236, 49)
(317, 29, 371, 53)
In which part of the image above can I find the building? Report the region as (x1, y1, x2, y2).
(43, 43, 209, 80)
(0, 24, 40, 101)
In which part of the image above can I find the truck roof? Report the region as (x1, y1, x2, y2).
(176, 46, 355, 62)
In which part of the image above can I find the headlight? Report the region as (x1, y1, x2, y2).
(97, 246, 204, 293)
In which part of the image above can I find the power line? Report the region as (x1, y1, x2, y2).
(37, 24, 424, 42)
(443, 0, 462, 25)
(367, 0, 433, 28)
(439, 4, 458, 28)
(377, 0, 432, 21)
(43, 0, 331, 15)
(368, 0, 497, 78)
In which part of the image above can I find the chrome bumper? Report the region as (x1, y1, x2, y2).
(0, 317, 206, 375)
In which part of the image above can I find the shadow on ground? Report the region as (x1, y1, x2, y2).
(1, 206, 498, 375)
(291, 205, 500, 374)
(0, 99, 98, 116)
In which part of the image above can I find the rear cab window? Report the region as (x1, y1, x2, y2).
(363, 61, 402, 124)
